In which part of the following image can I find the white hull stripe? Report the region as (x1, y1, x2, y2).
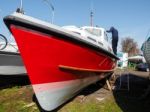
(32, 75, 103, 111)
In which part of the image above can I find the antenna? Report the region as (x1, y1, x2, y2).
(43, 0, 55, 24)
(90, 0, 94, 26)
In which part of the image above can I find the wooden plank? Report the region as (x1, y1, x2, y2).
(59, 65, 114, 73)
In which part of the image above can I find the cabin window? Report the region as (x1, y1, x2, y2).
(85, 28, 101, 36)
(98, 41, 103, 46)
(87, 36, 97, 42)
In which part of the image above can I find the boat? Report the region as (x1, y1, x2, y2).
(128, 55, 146, 63)
(0, 50, 26, 75)
(142, 37, 150, 70)
(4, 12, 119, 111)
(0, 35, 26, 75)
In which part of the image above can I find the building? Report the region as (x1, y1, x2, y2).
(117, 52, 128, 68)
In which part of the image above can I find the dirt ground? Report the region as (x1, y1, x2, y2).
(79, 68, 150, 101)
(58, 68, 150, 112)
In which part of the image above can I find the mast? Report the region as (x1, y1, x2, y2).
(90, 0, 94, 26)
(90, 10, 93, 26)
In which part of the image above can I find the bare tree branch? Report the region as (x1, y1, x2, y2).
(121, 37, 140, 56)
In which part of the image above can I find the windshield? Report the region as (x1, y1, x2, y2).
(85, 28, 101, 36)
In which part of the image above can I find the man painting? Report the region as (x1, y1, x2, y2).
(107, 27, 118, 55)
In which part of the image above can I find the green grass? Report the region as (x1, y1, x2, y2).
(0, 86, 39, 112)
(0, 86, 123, 112)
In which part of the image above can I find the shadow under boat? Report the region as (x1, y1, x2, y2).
(0, 75, 30, 90)
(113, 73, 150, 112)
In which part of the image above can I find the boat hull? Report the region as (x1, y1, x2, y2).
(0, 51, 26, 75)
(10, 25, 115, 111)
(4, 14, 118, 111)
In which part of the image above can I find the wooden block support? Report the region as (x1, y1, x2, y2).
(106, 79, 112, 91)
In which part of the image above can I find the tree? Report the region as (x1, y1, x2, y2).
(121, 37, 140, 56)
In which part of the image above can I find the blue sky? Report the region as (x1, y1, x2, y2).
(0, 0, 150, 51)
